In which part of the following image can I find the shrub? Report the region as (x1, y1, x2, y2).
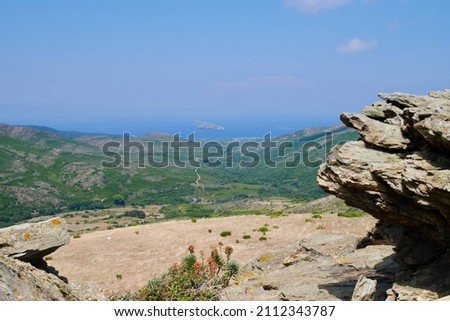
(258, 226, 268, 235)
(118, 244, 240, 301)
(259, 236, 267, 241)
(44, 256, 53, 261)
(311, 211, 322, 219)
(123, 210, 146, 219)
(116, 274, 123, 280)
(220, 230, 232, 237)
(208, 229, 212, 233)
(337, 210, 365, 218)
(191, 218, 197, 223)
(73, 233, 81, 239)
(243, 234, 251, 240)
(316, 225, 326, 230)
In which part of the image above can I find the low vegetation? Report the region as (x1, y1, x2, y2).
(220, 230, 232, 237)
(337, 209, 366, 218)
(122, 210, 146, 219)
(115, 244, 239, 301)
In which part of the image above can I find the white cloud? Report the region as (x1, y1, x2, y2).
(284, 0, 349, 13)
(212, 75, 307, 92)
(337, 38, 378, 54)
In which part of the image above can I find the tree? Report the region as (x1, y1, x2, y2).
(113, 194, 125, 206)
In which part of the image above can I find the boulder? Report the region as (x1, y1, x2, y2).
(0, 218, 105, 301)
(351, 276, 377, 301)
(0, 255, 77, 300)
(0, 217, 70, 264)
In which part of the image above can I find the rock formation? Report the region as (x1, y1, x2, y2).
(0, 218, 70, 264)
(0, 218, 104, 300)
(317, 89, 450, 299)
(223, 234, 398, 301)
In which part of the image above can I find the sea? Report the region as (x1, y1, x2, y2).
(55, 115, 339, 140)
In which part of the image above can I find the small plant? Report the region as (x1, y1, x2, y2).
(73, 233, 81, 239)
(311, 211, 322, 219)
(116, 274, 123, 280)
(259, 236, 267, 241)
(208, 229, 212, 233)
(236, 239, 240, 243)
(305, 218, 313, 223)
(44, 256, 53, 261)
(191, 218, 197, 223)
(243, 234, 251, 240)
(338, 210, 365, 218)
(220, 230, 232, 237)
(272, 225, 279, 229)
(258, 226, 268, 235)
(134, 231, 140, 235)
(119, 243, 239, 301)
(316, 225, 326, 230)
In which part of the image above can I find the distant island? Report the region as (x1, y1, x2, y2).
(196, 121, 224, 131)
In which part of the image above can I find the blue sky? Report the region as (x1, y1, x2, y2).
(1, 0, 449, 131)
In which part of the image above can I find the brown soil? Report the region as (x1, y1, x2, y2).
(50, 213, 377, 296)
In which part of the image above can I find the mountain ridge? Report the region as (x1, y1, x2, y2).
(0, 122, 358, 227)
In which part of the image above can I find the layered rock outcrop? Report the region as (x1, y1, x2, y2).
(0, 218, 104, 300)
(223, 234, 398, 301)
(0, 218, 70, 263)
(318, 89, 450, 299)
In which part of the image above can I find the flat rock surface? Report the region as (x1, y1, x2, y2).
(0, 217, 70, 263)
(222, 234, 397, 301)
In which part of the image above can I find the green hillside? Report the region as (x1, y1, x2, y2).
(0, 123, 358, 227)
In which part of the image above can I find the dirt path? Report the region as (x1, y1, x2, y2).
(194, 167, 203, 189)
(50, 213, 377, 296)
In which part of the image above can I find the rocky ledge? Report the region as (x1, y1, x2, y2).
(0, 218, 104, 300)
(318, 89, 450, 300)
(223, 234, 398, 301)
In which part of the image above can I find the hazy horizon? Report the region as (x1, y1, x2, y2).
(5, 113, 341, 139)
(1, 1, 449, 128)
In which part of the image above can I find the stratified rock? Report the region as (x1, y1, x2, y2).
(378, 92, 433, 108)
(318, 90, 450, 262)
(0, 218, 105, 301)
(0, 217, 70, 264)
(340, 113, 411, 150)
(351, 276, 377, 301)
(68, 281, 106, 301)
(415, 114, 450, 153)
(223, 234, 397, 301)
(318, 89, 450, 300)
(389, 284, 438, 301)
(0, 255, 77, 301)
